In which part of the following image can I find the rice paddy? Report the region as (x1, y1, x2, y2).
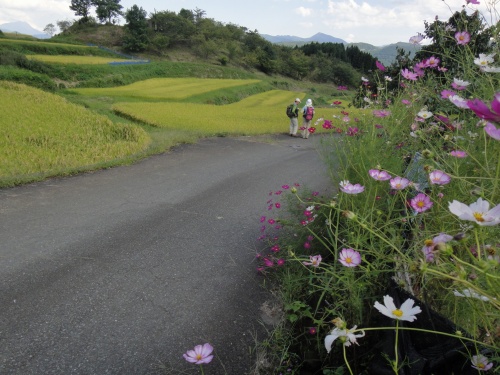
(27, 55, 132, 65)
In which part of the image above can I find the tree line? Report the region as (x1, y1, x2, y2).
(58, 1, 377, 87)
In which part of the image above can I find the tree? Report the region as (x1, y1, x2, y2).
(94, 0, 123, 24)
(123, 5, 148, 52)
(43, 23, 56, 37)
(57, 20, 74, 32)
(69, 0, 93, 23)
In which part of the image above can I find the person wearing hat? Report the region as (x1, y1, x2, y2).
(301, 99, 315, 139)
(289, 98, 301, 137)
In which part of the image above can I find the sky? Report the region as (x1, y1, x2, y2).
(0, 0, 494, 46)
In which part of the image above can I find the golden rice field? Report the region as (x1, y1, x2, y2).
(27, 55, 131, 65)
(0, 81, 150, 179)
(112, 89, 366, 135)
(71, 77, 263, 100)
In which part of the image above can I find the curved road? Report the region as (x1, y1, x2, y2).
(0, 134, 332, 374)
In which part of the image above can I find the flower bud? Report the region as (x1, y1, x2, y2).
(422, 149, 434, 159)
(342, 210, 356, 220)
(291, 187, 297, 194)
(329, 200, 337, 208)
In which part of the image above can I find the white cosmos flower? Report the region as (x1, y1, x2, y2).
(417, 110, 433, 119)
(453, 288, 490, 301)
(453, 78, 470, 87)
(449, 95, 469, 109)
(325, 326, 365, 352)
(482, 65, 500, 73)
(474, 53, 495, 66)
(374, 295, 422, 322)
(448, 198, 500, 226)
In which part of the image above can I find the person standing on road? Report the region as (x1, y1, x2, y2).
(289, 98, 301, 137)
(301, 99, 315, 139)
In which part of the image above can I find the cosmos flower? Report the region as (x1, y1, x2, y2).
(474, 53, 495, 67)
(484, 122, 500, 140)
(369, 169, 392, 181)
(424, 56, 440, 68)
(374, 295, 422, 322)
(455, 31, 471, 45)
(451, 78, 470, 90)
(373, 110, 391, 118)
(417, 110, 433, 119)
(422, 233, 453, 262)
(325, 326, 365, 352)
(376, 60, 386, 71)
(471, 354, 493, 371)
(409, 34, 424, 45)
(467, 93, 500, 123)
(411, 193, 433, 213)
(450, 150, 467, 158)
(390, 176, 410, 190)
(338, 248, 362, 267)
(429, 170, 451, 185)
(401, 68, 418, 81)
(449, 197, 500, 226)
(453, 288, 490, 302)
(183, 343, 214, 364)
(303, 255, 322, 267)
(441, 90, 457, 99)
(449, 95, 469, 109)
(339, 181, 365, 194)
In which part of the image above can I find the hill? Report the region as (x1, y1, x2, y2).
(260, 32, 346, 44)
(0, 21, 49, 39)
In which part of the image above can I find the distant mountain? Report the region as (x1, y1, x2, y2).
(0, 21, 50, 39)
(261, 32, 346, 45)
(260, 32, 421, 65)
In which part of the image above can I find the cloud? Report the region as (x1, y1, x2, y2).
(0, 0, 74, 30)
(295, 6, 313, 17)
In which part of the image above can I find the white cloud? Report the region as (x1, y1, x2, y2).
(295, 6, 313, 17)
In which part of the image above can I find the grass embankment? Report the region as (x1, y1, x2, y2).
(27, 55, 131, 64)
(0, 81, 150, 186)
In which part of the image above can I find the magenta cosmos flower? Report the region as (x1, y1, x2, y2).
(485, 122, 500, 140)
(369, 169, 392, 181)
(183, 343, 214, 364)
(339, 248, 361, 267)
(339, 180, 365, 194)
(303, 255, 322, 267)
(467, 92, 500, 123)
(429, 169, 451, 185)
(373, 110, 391, 118)
(376, 60, 386, 71)
(411, 193, 433, 213)
(390, 176, 410, 190)
(455, 31, 471, 45)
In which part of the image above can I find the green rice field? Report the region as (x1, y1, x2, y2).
(0, 81, 150, 181)
(27, 55, 131, 64)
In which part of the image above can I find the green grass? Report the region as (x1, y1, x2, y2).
(27, 55, 132, 65)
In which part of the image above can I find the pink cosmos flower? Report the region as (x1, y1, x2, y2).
(422, 233, 453, 262)
(449, 197, 500, 226)
(450, 150, 467, 158)
(346, 127, 359, 136)
(401, 99, 411, 105)
(451, 78, 470, 91)
(369, 169, 392, 181)
(466, 0, 480, 4)
(373, 110, 391, 118)
(449, 95, 469, 109)
(303, 255, 322, 267)
(282, 184, 289, 189)
(401, 68, 418, 81)
(337, 85, 348, 91)
(390, 176, 410, 190)
(332, 100, 342, 105)
(429, 169, 451, 185)
(441, 90, 457, 99)
(339, 248, 362, 267)
(484, 122, 500, 140)
(410, 193, 433, 213)
(376, 60, 386, 71)
(455, 31, 471, 45)
(471, 354, 493, 371)
(277, 258, 285, 266)
(467, 92, 500, 123)
(183, 343, 214, 364)
(323, 120, 333, 129)
(339, 181, 365, 194)
(424, 56, 440, 68)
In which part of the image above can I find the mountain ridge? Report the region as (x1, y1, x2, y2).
(0, 21, 50, 39)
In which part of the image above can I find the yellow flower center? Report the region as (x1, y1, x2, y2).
(396, 184, 401, 188)
(424, 239, 434, 246)
(478, 363, 485, 369)
(345, 257, 352, 264)
(473, 212, 485, 222)
(392, 309, 403, 317)
(196, 354, 202, 360)
(417, 201, 425, 208)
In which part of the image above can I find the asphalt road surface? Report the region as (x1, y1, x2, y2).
(0, 134, 333, 375)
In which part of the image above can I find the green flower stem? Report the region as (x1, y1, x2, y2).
(393, 320, 399, 375)
(343, 344, 354, 375)
(450, 253, 500, 280)
(200, 364, 205, 375)
(351, 326, 498, 350)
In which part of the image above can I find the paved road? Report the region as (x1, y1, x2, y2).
(0, 134, 332, 375)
